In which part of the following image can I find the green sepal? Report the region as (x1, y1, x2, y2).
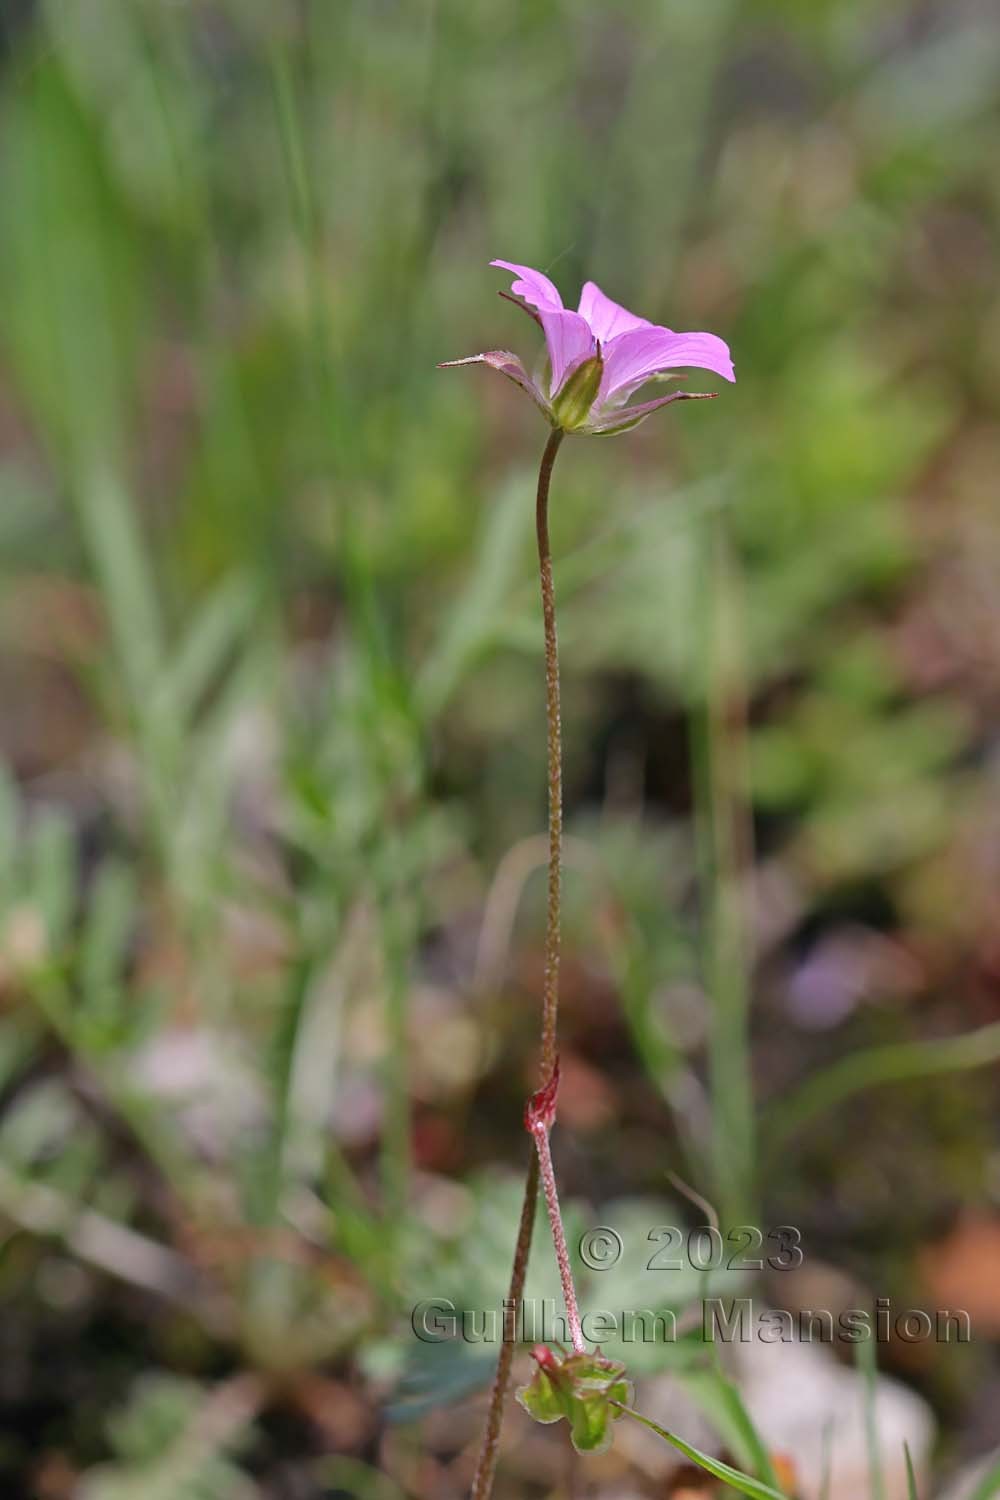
(570, 1392, 616, 1454)
(516, 1348, 633, 1456)
(585, 389, 715, 435)
(551, 355, 604, 431)
(515, 1365, 565, 1425)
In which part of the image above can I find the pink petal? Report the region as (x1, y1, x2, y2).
(438, 350, 550, 415)
(577, 280, 651, 343)
(537, 308, 596, 398)
(599, 326, 735, 403)
(490, 259, 564, 313)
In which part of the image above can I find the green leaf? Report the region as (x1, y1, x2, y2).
(80, 859, 135, 1041)
(29, 808, 76, 951)
(679, 1357, 782, 1490)
(0, 763, 19, 912)
(614, 1404, 790, 1500)
(416, 470, 533, 715)
(153, 572, 257, 729)
(855, 1334, 886, 1500)
(764, 1022, 1000, 1159)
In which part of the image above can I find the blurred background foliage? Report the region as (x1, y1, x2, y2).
(1, 0, 1000, 1495)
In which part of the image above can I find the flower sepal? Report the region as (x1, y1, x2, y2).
(436, 350, 550, 418)
(587, 388, 716, 436)
(550, 354, 604, 432)
(515, 1345, 634, 1456)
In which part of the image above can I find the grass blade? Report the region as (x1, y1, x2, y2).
(856, 1331, 886, 1500)
(679, 1357, 780, 1490)
(765, 1023, 1000, 1158)
(615, 1404, 789, 1499)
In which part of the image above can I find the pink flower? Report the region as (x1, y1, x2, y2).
(440, 260, 735, 435)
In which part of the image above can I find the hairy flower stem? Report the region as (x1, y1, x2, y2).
(468, 427, 567, 1500)
(531, 1121, 586, 1353)
(469, 1150, 539, 1500)
(536, 426, 565, 1085)
(531, 430, 587, 1352)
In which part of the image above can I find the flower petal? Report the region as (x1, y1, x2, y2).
(599, 326, 735, 403)
(490, 260, 564, 313)
(438, 350, 550, 416)
(538, 308, 596, 398)
(577, 280, 651, 343)
(586, 389, 716, 436)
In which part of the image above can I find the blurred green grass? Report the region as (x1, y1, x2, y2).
(0, 0, 999, 1493)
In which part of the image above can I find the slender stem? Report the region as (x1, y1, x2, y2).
(531, 1123, 585, 1353)
(468, 427, 566, 1500)
(536, 426, 565, 1085)
(469, 1151, 538, 1500)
